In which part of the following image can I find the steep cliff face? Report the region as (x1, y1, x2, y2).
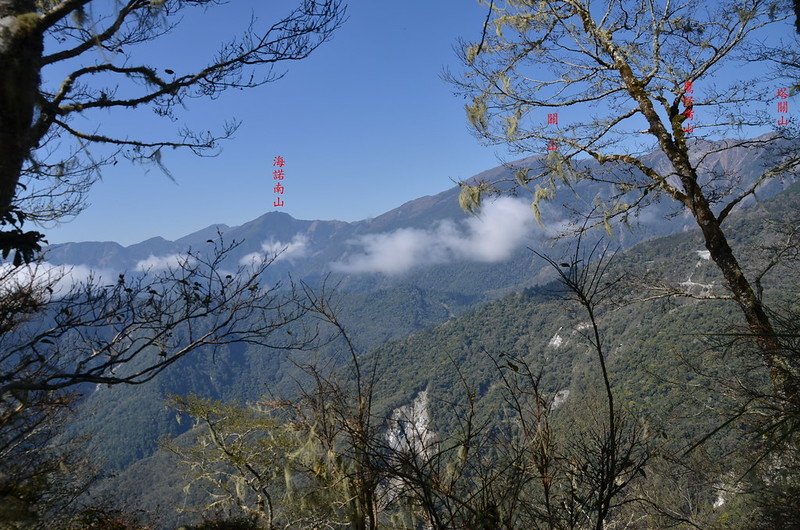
(386, 390, 436, 458)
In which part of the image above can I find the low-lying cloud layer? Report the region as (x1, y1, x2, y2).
(135, 253, 196, 272)
(0, 261, 111, 297)
(331, 197, 537, 275)
(239, 234, 309, 265)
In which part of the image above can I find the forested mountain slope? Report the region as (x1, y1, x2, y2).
(95, 181, 800, 529)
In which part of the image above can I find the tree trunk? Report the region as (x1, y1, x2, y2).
(0, 0, 42, 218)
(616, 53, 797, 404)
(686, 184, 797, 402)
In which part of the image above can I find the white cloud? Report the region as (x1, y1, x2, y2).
(0, 261, 111, 297)
(135, 253, 195, 272)
(239, 234, 309, 265)
(331, 197, 538, 275)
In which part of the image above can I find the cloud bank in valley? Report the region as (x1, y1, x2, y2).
(331, 197, 538, 275)
(239, 234, 309, 265)
(0, 261, 112, 297)
(135, 253, 196, 272)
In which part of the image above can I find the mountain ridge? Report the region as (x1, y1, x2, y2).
(43, 136, 798, 300)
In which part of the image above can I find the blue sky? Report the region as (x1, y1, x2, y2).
(45, 1, 515, 245)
